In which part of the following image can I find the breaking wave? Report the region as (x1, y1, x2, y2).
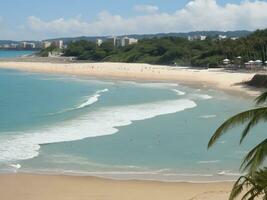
(0, 99, 197, 162)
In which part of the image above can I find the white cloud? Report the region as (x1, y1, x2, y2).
(133, 5, 159, 13)
(6, 0, 267, 39)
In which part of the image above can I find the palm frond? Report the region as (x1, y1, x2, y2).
(241, 139, 267, 172)
(229, 168, 267, 200)
(240, 111, 267, 144)
(229, 176, 247, 200)
(256, 91, 267, 105)
(208, 107, 267, 148)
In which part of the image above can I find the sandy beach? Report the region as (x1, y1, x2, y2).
(0, 173, 235, 200)
(0, 60, 261, 96)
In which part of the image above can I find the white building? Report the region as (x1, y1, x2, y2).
(188, 35, 206, 41)
(120, 37, 138, 47)
(108, 36, 138, 47)
(53, 40, 64, 49)
(121, 37, 129, 47)
(10, 43, 19, 49)
(42, 41, 52, 48)
(128, 38, 138, 45)
(218, 35, 227, 40)
(96, 39, 103, 46)
(20, 42, 35, 49)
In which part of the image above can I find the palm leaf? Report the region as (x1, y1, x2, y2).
(208, 107, 267, 148)
(240, 111, 267, 144)
(241, 139, 267, 172)
(229, 168, 267, 200)
(256, 91, 267, 105)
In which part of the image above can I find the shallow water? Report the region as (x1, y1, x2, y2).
(0, 65, 265, 182)
(0, 50, 35, 58)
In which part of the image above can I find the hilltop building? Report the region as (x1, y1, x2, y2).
(120, 37, 138, 47)
(188, 35, 207, 41)
(218, 35, 227, 40)
(107, 36, 138, 47)
(96, 39, 103, 46)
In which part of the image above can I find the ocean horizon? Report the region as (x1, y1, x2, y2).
(0, 51, 265, 182)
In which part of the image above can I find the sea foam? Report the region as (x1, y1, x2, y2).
(48, 89, 108, 115)
(172, 89, 186, 96)
(0, 99, 197, 162)
(76, 89, 108, 109)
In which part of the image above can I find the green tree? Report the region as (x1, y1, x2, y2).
(208, 91, 267, 199)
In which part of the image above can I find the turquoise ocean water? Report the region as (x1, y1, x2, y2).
(0, 50, 36, 58)
(0, 51, 265, 182)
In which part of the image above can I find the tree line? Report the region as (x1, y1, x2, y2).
(46, 29, 267, 68)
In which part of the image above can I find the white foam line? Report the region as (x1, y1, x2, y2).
(48, 89, 109, 115)
(76, 89, 108, 109)
(191, 94, 213, 100)
(0, 99, 197, 162)
(172, 89, 186, 96)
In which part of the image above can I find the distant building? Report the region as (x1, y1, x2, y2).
(128, 38, 138, 45)
(114, 37, 121, 47)
(20, 42, 27, 49)
(121, 37, 130, 47)
(108, 36, 138, 47)
(230, 37, 239, 40)
(218, 35, 227, 40)
(3, 44, 11, 48)
(188, 35, 206, 41)
(42, 41, 52, 48)
(52, 40, 64, 49)
(96, 39, 103, 46)
(10, 43, 19, 49)
(20, 42, 36, 49)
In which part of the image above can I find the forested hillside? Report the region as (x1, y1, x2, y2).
(62, 29, 267, 67)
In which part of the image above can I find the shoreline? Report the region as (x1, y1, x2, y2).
(0, 60, 256, 199)
(0, 173, 235, 200)
(0, 60, 262, 97)
(2, 167, 240, 183)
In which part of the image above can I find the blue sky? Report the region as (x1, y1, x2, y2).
(0, 0, 266, 40)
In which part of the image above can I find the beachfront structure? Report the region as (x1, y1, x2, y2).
(244, 60, 263, 70)
(10, 43, 19, 49)
(20, 42, 36, 49)
(96, 39, 103, 46)
(2, 44, 11, 48)
(42, 41, 52, 48)
(223, 58, 230, 65)
(52, 40, 64, 49)
(188, 35, 207, 41)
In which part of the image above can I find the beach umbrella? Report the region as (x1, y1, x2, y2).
(248, 60, 254, 64)
(255, 60, 262, 63)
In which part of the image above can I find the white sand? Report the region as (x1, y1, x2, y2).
(0, 61, 260, 96)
